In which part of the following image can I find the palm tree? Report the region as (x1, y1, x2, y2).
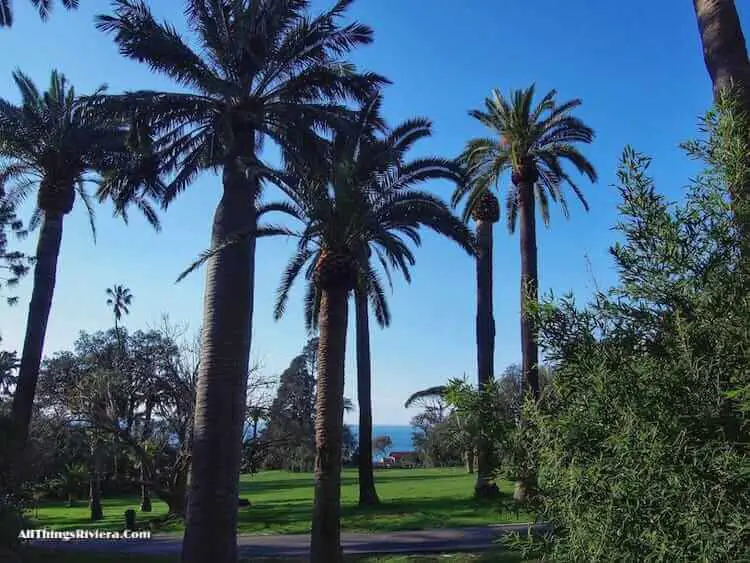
(272, 102, 473, 562)
(693, 0, 750, 109)
(0, 0, 78, 27)
(105, 284, 132, 337)
(453, 85, 596, 497)
(276, 96, 472, 506)
(92, 2, 383, 560)
(404, 384, 477, 472)
(1, 70, 161, 459)
(455, 173, 500, 497)
(693, 0, 750, 245)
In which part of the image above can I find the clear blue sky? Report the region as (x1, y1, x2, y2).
(2, 1, 746, 425)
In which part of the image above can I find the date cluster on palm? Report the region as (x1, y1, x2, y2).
(471, 191, 500, 223)
(315, 250, 358, 290)
(511, 162, 539, 187)
(38, 182, 75, 215)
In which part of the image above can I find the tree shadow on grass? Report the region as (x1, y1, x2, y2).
(237, 491, 526, 535)
(372, 472, 473, 484)
(30, 497, 167, 531)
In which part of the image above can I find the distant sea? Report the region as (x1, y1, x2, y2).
(243, 423, 415, 456)
(350, 424, 414, 454)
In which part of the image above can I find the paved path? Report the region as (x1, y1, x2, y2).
(30, 524, 548, 558)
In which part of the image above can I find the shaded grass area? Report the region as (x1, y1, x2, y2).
(32, 468, 530, 535)
(19, 548, 526, 563)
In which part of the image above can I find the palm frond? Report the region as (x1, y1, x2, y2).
(176, 224, 294, 283)
(404, 385, 447, 408)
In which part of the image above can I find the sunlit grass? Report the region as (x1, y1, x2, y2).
(32, 467, 530, 535)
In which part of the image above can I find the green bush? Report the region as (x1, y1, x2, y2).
(508, 97, 750, 562)
(0, 493, 28, 553)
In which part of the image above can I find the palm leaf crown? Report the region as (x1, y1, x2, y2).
(106, 284, 133, 321)
(272, 94, 475, 330)
(452, 84, 598, 230)
(0, 0, 79, 28)
(91, 0, 388, 207)
(0, 69, 162, 234)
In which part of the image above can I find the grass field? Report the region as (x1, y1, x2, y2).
(31, 468, 530, 534)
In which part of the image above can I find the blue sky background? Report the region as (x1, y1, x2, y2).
(2, 1, 747, 424)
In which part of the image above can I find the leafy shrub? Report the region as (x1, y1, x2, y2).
(0, 493, 29, 553)
(508, 97, 750, 562)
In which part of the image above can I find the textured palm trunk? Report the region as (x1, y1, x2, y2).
(181, 160, 256, 563)
(514, 182, 540, 504)
(310, 286, 348, 563)
(11, 213, 64, 454)
(693, 0, 750, 107)
(518, 184, 540, 401)
(354, 288, 379, 506)
(474, 219, 498, 498)
(693, 0, 750, 245)
(89, 440, 103, 521)
(140, 397, 154, 512)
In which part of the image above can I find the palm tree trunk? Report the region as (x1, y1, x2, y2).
(11, 213, 64, 455)
(693, 0, 750, 108)
(354, 288, 379, 506)
(89, 439, 103, 521)
(474, 219, 499, 498)
(181, 161, 256, 563)
(693, 0, 750, 245)
(514, 182, 540, 504)
(310, 286, 348, 563)
(140, 397, 154, 512)
(518, 184, 540, 400)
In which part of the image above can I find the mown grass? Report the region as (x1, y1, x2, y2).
(30, 468, 530, 534)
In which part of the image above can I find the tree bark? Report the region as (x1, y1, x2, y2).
(140, 397, 154, 512)
(518, 184, 540, 401)
(514, 182, 540, 503)
(464, 449, 475, 474)
(181, 160, 256, 563)
(693, 0, 750, 108)
(474, 219, 499, 498)
(89, 439, 103, 521)
(354, 289, 379, 506)
(11, 213, 64, 455)
(310, 286, 348, 563)
(693, 0, 750, 247)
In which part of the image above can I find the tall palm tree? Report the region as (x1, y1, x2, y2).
(453, 85, 596, 497)
(92, 2, 383, 560)
(105, 284, 132, 336)
(272, 109, 473, 562)
(693, 0, 750, 109)
(462, 180, 500, 496)
(693, 0, 750, 244)
(1, 70, 161, 459)
(0, 0, 78, 27)
(276, 96, 472, 506)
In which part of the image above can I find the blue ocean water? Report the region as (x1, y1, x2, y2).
(351, 424, 414, 453)
(242, 423, 415, 454)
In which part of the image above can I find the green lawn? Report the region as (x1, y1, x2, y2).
(19, 548, 526, 563)
(31, 468, 530, 534)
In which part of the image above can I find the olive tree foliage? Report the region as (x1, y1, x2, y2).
(505, 96, 750, 562)
(37, 318, 201, 516)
